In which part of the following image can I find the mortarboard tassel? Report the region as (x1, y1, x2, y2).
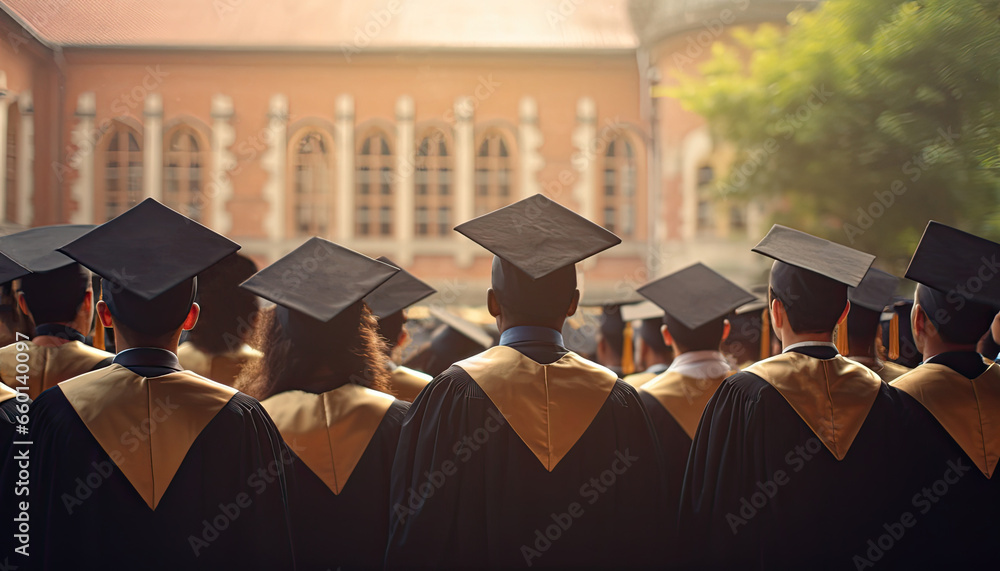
(621, 322, 635, 376)
(888, 313, 899, 361)
(92, 287, 105, 351)
(760, 307, 770, 361)
(835, 317, 850, 355)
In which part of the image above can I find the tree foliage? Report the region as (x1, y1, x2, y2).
(672, 0, 1000, 270)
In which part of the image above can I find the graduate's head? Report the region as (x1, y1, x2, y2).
(235, 237, 399, 399)
(638, 262, 753, 357)
(454, 193, 620, 333)
(97, 277, 200, 348)
(403, 312, 493, 376)
(186, 253, 259, 354)
(363, 257, 436, 354)
(768, 263, 848, 335)
(0, 254, 34, 345)
(18, 264, 93, 328)
(56, 199, 242, 352)
(911, 284, 994, 349)
(752, 225, 874, 344)
(487, 257, 580, 330)
(595, 304, 626, 365)
(845, 268, 899, 357)
(905, 221, 1000, 356)
(637, 317, 673, 364)
(0, 224, 99, 334)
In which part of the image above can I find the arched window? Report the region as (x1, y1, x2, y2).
(356, 130, 394, 237)
(290, 130, 334, 236)
(414, 129, 452, 237)
(602, 136, 637, 237)
(474, 131, 513, 216)
(100, 122, 143, 222)
(4, 103, 17, 223)
(163, 127, 206, 222)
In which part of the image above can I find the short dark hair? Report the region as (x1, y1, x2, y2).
(186, 254, 259, 354)
(19, 264, 91, 324)
(915, 284, 994, 346)
(492, 258, 576, 325)
(665, 314, 725, 352)
(638, 318, 671, 359)
(770, 285, 847, 334)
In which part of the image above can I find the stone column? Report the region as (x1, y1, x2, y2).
(453, 96, 475, 267)
(16, 90, 33, 226)
(0, 74, 9, 222)
(572, 97, 597, 220)
(518, 96, 543, 199)
(395, 95, 415, 265)
(260, 94, 288, 245)
(335, 94, 355, 242)
(143, 92, 163, 201)
(209, 94, 235, 234)
(69, 92, 97, 223)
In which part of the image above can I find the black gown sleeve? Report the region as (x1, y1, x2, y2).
(21, 389, 295, 571)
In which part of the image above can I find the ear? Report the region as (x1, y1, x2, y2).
(397, 328, 410, 348)
(181, 302, 200, 331)
(80, 289, 94, 317)
(16, 291, 30, 318)
(486, 289, 501, 318)
(660, 324, 673, 347)
(770, 297, 784, 331)
(721, 318, 731, 342)
(96, 300, 114, 328)
(565, 289, 581, 318)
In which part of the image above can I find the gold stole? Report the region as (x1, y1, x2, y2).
(622, 371, 658, 388)
(59, 365, 237, 509)
(387, 365, 432, 403)
(0, 382, 17, 404)
(745, 353, 881, 460)
(640, 370, 734, 439)
(892, 363, 1000, 478)
(456, 346, 617, 472)
(1, 340, 113, 399)
(262, 385, 395, 494)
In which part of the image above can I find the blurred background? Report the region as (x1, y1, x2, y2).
(0, 0, 996, 312)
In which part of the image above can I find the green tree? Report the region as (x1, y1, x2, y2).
(672, 0, 1000, 270)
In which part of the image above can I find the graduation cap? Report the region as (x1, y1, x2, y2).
(454, 193, 621, 280)
(456, 194, 621, 320)
(0, 224, 95, 273)
(905, 221, 1000, 345)
(362, 257, 437, 319)
(428, 306, 494, 350)
(59, 199, 240, 335)
(241, 238, 398, 325)
(753, 225, 874, 333)
(0, 252, 29, 284)
(638, 263, 756, 331)
(849, 268, 899, 313)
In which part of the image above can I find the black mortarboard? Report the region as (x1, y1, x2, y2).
(428, 306, 494, 349)
(753, 225, 875, 289)
(0, 252, 29, 284)
(0, 225, 95, 273)
(849, 268, 899, 312)
(638, 263, 756, 330)
(59, 199, 240, 335)
(454, 193, 621, 280)
(905, 221, 1000, 345)
(241, 237, 398, 324)
(363, 256, 437, 319)
(59, 199, 240, 301)
(905, 221, 1000, 307)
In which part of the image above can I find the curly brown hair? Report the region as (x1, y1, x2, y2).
(235, 301, 391, 400)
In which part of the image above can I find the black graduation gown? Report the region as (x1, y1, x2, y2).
(386, 340, 669, 569)
(890, 352, 1000, 568)
(679, 346, 932, 571)
(265, 386, 409, 570)
(16, 356, 295, 570)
